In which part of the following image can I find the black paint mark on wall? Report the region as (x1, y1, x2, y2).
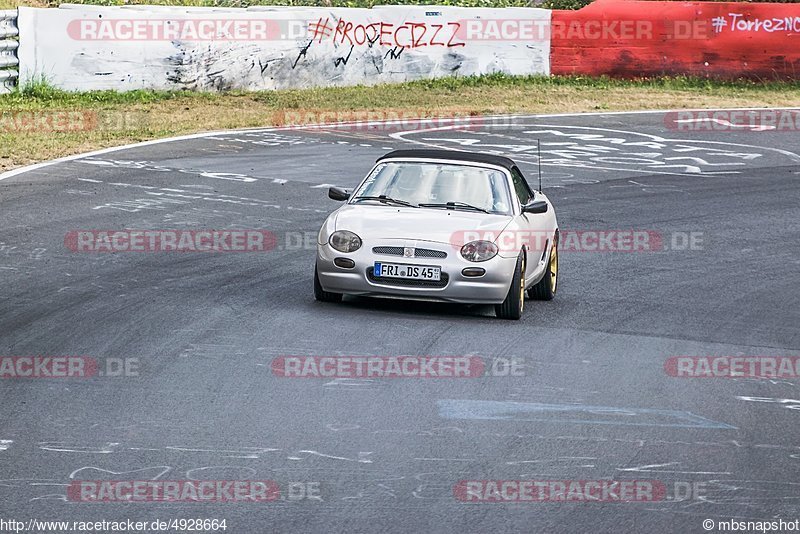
(259, 57, 281, 76)
(370, 53, 384, 74)
(334, 46, 354, 67)
(384, 47, 404, 60)
(293, 40, 313, 69)
(441, 51, 466, 73)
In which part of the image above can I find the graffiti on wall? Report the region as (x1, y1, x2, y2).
(18, 1, 800, 90)
(17, 6, 550, 91)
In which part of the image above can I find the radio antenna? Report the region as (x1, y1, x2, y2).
(537, 138, 543, 192)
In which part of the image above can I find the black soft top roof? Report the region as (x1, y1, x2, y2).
(377, 149, 517, 172)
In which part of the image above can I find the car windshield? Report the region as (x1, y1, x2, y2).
(351, 161, 512, 215)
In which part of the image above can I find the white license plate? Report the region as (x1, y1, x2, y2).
(374, 262, 441, 281)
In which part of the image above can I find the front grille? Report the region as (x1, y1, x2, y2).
(372, 246, 404, 256)
(367, 267, 449, 288)
(371, 246, 447, 259)
(414, 248, 448, 259)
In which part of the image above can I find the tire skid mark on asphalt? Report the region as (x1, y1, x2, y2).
(4, 108, 799, 183)
(617, 462, 730, 475)
(39, 442, 119, 454)
(0, 446, 382, 502)
(436, 399, 737, 429)
(80, 159, 260, 183)
(79, 179, 328, 214)
(343, 424, 800, 460)
(321, 377, 385, 390)
(204, 132, 323, 147)
(76, 158, 357, 192)
(296, 128, 385, 143)
(2, 453, 797, 507)
(69, 465, 173, 480)
(0, 425, 797, 505)
(388, 121, 800, 182)
(36, 440, 376, 464)
(4, 432, 799, 460)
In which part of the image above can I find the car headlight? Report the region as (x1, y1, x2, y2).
(329, 230, 362, 253)
(461, 240, 498, 262)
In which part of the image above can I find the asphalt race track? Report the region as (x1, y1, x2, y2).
(1, 110, 799, 533)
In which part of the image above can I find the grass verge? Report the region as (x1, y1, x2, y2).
(2, 74, 799, 172)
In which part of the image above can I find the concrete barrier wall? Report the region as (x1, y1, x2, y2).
(17, 5, 551, 91)
(16, 1, 800, 91)
(551, 0, 800, 80)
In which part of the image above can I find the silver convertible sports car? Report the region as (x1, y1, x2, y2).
(313, 149, 559, 320)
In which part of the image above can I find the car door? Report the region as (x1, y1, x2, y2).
(509, 166, 551, 280)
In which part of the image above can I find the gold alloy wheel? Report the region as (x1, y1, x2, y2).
(519, 256, 526, 313)
(550, 244, 558, 294)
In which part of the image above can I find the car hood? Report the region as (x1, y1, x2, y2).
(333, 204, 513, 246)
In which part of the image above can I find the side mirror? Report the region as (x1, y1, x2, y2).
(522, 200, 548, 214)
(328, 187, 350, 201)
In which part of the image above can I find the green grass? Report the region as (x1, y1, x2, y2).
(8, 76, 211, 108)
(6, 74, 800, 110)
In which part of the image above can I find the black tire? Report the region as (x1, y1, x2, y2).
(314, 263, 342, 303)
(528, 236, 558, 301)
(495, 253, 525, 320)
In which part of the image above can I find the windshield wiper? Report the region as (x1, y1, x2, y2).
(418, 201, 490, 214)
(352, 195, 418, 208)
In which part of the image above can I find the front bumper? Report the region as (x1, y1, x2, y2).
(316, 241, 520, 304)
